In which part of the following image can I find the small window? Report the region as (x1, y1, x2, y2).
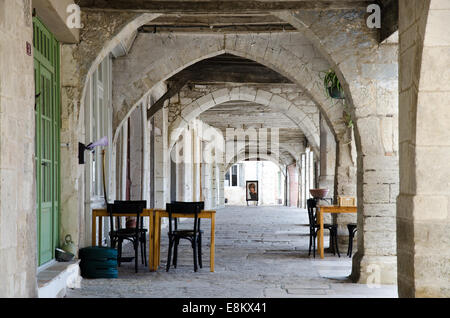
(231, 165, 238, 187)
(225, 170, 230, 187)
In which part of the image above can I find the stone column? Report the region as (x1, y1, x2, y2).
(129, 105, 143, 200)
(335, 128, 357, 250)
(319, 114, 336, 199)
(217, 164, 225, 208)
(202, 162, 212, 209)
(283, 9, 399, 285)
(300, 154, 306, 208)
(397, 0, 450, 297)
(154, 108, 169, 208)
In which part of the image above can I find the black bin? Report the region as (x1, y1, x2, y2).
(79, 246, 118, 279)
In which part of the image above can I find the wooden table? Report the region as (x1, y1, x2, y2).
(91, 208, 216, 272)
(316, 205, 357, 259)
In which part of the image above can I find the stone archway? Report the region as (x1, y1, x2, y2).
(168, 87, 320, 155)
(112, 32, 347, 139)
(225, 153, 287, 175)
(278, 9, 400, 284)
(72, 10, 395, 284)
(397, 0, 450, 298)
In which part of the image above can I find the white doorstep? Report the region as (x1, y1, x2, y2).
(38, 260, 82, 298)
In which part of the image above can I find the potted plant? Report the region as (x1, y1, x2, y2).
(323, 69, 345, 99)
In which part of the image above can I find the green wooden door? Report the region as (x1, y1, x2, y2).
(33, 17, 60, 266)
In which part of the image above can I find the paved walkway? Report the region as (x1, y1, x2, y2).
(66, 206, 397, 298)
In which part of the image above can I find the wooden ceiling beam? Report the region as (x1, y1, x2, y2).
(77, 1, 372, 13)
(171, 65, 292, 84)
(148, 14, 288, 25)
(138, 24, 296, 33)
(147, 77, 190, 119)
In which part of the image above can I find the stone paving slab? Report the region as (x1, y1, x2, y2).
(66, 206, 397, 298)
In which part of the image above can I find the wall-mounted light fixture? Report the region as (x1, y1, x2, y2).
(79, 136, 109, 164)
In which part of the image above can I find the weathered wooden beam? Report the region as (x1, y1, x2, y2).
(149, 14, 288, 26)
(147, 77, 190, 119)
(173, 64, 293, 84)
(77, 1, 372, 13)
(138, 24, 296, 33)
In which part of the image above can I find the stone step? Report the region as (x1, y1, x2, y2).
(38, 260, 81, 298)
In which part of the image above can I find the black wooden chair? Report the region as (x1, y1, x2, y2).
(307, 198, 340, 258)
(347, 223, 357, 257)
(166, 202, 204, 272)
(107, 200, 147, 273)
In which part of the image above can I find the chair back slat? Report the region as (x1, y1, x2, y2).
(307, 199, 318, 229)
(108, 200, 146, 234)
(166, 202, 204, 235)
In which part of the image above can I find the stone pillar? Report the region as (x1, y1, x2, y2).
(397, 0, 450, 297)
(305, 149, 310, 201)
(335, 129, 357, 249)
(202, 162, 212, 209)
(129, 105, 143, 200)
(300, 154, 306, 208)
(0, 0, 37, 297)
(319, 114, 336, 199)
(349, 43, 399, 287)
(336, 128, 357, 197)
(217, 164, 225, 208)
(154, 108, 169, 208)
(210, 163, 217, 208)
(288, 164, 299, 207)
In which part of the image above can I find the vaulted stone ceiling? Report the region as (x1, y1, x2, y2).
(199, 100, 306, 165)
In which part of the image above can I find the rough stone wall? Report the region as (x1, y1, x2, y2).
(282, 9, 399, 284)
(0, 0, 37, 297)
(398, 0, 450, 297)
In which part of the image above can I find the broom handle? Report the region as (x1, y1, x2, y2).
(102, 149, 108, 205)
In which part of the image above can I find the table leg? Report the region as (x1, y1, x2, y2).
(319, 208, 324, 259)
(158, 214, 162, 267)
(148, 212, 154, 271)
(153, 211, 161, 271)
(92, 212, 97, 246)
(210, 214, 215, 272)
(98, 217, 103, 246)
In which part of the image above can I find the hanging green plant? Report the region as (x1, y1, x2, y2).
(343, 111, 353, 128)
(322, 69, 345, 99)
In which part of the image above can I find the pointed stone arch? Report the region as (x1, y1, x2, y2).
(168, 87, 319, 155)
(112, 32, 347, 141)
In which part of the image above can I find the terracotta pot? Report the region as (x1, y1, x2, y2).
(310, 189, 330, 199)
(126, 218, 137, 229)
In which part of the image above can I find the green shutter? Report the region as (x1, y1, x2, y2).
(33, 17, 60, 267)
